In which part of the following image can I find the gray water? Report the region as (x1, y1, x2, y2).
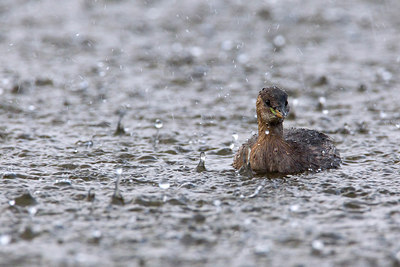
(1, 0, 400, 266)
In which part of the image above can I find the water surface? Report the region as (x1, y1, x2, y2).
(1, 0, 400, 266)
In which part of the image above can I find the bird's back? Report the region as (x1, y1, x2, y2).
(284, 128, 341, 171)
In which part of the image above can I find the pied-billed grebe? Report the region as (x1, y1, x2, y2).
(233, 86, 341, 174)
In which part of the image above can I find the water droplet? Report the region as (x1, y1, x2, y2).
(154, 119, 163, 129)
(232, 133, 238, 141)
(376, 68, 392, 83)
(312, 239, 324, 251)
(200, 152, 206, 162)
(289, 204, 300, 212)
(28, 207, 37, 216)
(254, 244, 270, 256)
(221, 40, 233, 51)
(159, 179, 170, 189)
(92, 230, 102, 239)
(213, 199, 221, 206)
(237, 54, 248, 64)
(78, 80, 89, 90)
(196, 152, 206, 172)
(265, 130, 270, 135)
(190, 46, 203, 57)
(0, 235, 11, 246)
(273, 35, 286, 48)
(54, 179, 72, 186)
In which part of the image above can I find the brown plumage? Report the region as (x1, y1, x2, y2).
(233, 86, 341, 174)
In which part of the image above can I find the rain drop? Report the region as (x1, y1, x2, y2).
(232, 133, 238, 141)
(111, 167, 124, 205)
(273, 35, 286, 49)
(196, 152, 206, 172)
(159, 179, 170, 189)
(28, 207, 37, 216)
(311, 239, 325, 253)
(0, 235, 11, 246)
(221, 40, 233, 51)
(289, 204, 300, 212)
(237, 54, 248, 64)
(154, 119, 163, 129)
(200, 152, 206, 161)
(213, 199, 221, 206)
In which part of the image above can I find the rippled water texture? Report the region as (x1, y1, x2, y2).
(1, 0, 400, 266)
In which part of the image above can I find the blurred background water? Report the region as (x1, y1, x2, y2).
(1, 0, 400, 266)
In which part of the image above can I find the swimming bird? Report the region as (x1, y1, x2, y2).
(233, 86, 341, 174)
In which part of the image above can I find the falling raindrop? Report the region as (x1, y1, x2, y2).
(28, 207, 37, 216)
(237, 54, 249, 64)
(190, 46, 203, 57)
(154, 119, 163, 129)
(221, 40, 233, 51)
(318, 96, 326, 104)
(311, 239, 325, 254)
(213, 199, 221, 206)
(376, 68, 392, 83)
(232, 133, 238, 141)
(230, 133, 238, 149)
(273, 35, 286, 49)
(159, 178, 170, 189)
(90, 230, 102, 244)
(0, 235, 11, 246)
(289, 204, 300, 212)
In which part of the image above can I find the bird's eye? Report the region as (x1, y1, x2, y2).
(285, 100, 288, 106)
(265, 100, 271, 107)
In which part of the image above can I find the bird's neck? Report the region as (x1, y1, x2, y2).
(258, 121, 283, 139)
